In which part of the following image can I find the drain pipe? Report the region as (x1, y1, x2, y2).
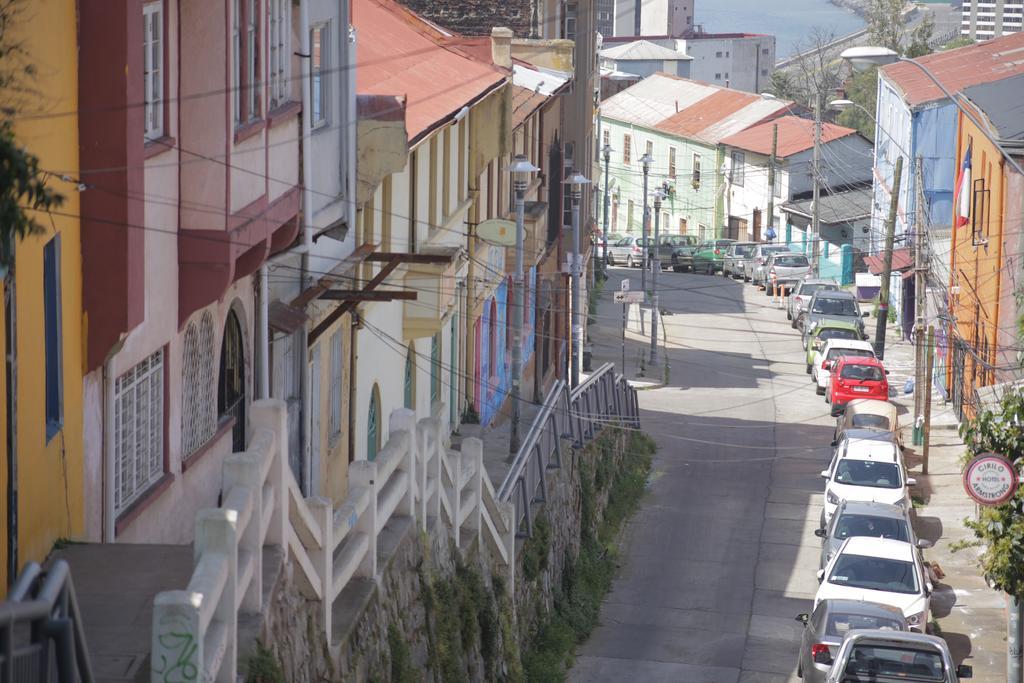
(102, 359, 114, 542)
(299, 0, 315, 494)
(4, 263, 18, 578)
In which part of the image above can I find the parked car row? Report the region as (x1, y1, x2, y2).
(763, 273, 970, 682)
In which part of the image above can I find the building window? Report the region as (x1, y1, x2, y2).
(715, 51, 723, 57)
(627, 199, 635, 231)
(623, 134, 631, 164)
(404, 344, 416, 410)
(692, 153, 701, 186)
(668, 147, 677, 179)
(602, 128, 610, 148)
(367, 384, 381, 461)
(268, 0, 291, 109)
(311, 23, 329, 128)
(114, 350, 165, 515)
(715, 73, 721, 80)
(143, 2, 163, 140)
(430, 331, 441, 405)
(761, 68, 769, 76)
(731, 151, 745, 186)
(43, 235, 63, 439)
(181, 312, 216, 455)
(218, 309, 246, 452)
(645, 140, 653, 160)
(329, 329, 342, 440)
(762, 48, 770, 55)
(232, 0, 260, 125)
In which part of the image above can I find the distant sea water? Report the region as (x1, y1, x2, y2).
(696, 0, 866, 59)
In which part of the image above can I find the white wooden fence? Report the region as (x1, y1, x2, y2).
(151, 367, 639, 683)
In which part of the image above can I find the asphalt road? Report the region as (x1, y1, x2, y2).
(570, 266, 838, 683)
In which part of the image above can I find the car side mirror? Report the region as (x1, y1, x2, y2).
(820, 470, 830, 479)
(814, 527, 827, 538)
(824, 361, 833, 370)
(795, 613, 809, 625)
(917, 538, 933, 549)
(816, 569, 825, 583)
(862, 311, 870, 317)
(885, 369, 891, 375)
(907, 477, 917, 487)
(926, 580, 934, 594)
(957, 664, 973, 678)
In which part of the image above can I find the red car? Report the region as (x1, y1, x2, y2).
(828, 356, 889, 416)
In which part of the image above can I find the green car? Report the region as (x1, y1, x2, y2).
(804, 320, 862, 373)
(692, 239, 737, 274)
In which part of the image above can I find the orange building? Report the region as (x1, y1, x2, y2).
(947, 73, 1024, 419)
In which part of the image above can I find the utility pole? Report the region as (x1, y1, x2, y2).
(650, 189, 665, 366)
(566, 172, 591, 387)
(509, 154, 538, 457)
(766, 123, 778, 242)
(601, 143, 612, 279)
(921, 324, 935, 475)
(913, 156, 927, 446)
(874, 155, 904, 361)
(811, 97, 822, 274)
(640, 153, 653, 297)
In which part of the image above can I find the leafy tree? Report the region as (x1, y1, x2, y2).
(905, 14, 935, 58)
(959, 389, 1024, 596)
(866, 0, 907, 54)
(943, 37, 975, 50)
(769, 70, 799, 102)
(837, 66, 878, 140)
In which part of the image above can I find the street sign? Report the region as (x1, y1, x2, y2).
(963, 452, 1019, 506)
(476, 218, 516, 246)
(621, 279, 630, 291)
(613, 291, 643, 304)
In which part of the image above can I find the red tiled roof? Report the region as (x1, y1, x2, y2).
(720, 115, 859, 157)
(354, 0, 506, 143)
(865, 248, 913, 277)
(656, 90, 761, 138)
(881, 32, 1024, 108)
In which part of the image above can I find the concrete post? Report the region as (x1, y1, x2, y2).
(463, 437, 484, 541)
(349, 461, 378, 579)
(194, 509, 238, 683)
(309, 496, 333, 641)
(250, 399, 290, 559)
(222, 450, 263, 613)
(390, 408, 417, 518)
(152, 591, 203, 683)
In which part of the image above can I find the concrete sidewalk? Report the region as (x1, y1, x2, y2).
(880, 326, 1007, 681)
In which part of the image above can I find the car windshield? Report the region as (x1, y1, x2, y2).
(774, 255, 809, 268)
(812, 298, 859, 316)
(828, 554, 919, 594)
(827, 348, 874, 362)
(852, 414, 892, 430)
(800, 283, 839, 296)
(841, 364, 885, 382)
(818, 328, 860, 342)
(826, 613, 905, 638)
(833, 460, 901, 489)
(841, 644, 943, 681)
(733, 245, 755, 257)
(834, 514, 910, 542)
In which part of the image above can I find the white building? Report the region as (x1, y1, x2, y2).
(719, 115, 872, 242)
(599, 39, 692, 79)
(612, 0, 694, 37)
(961, 0, 1023, 40)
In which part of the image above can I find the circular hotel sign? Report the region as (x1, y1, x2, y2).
(963, 453, 1019, 506)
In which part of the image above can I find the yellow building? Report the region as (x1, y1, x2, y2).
(0, 0, 84, 590)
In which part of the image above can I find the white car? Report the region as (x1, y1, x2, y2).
(821, 438, 914, 526)
(815, 536, 932, 632)
(813, 339, 876, 396)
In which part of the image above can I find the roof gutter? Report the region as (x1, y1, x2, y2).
(409, 77, 509, 147)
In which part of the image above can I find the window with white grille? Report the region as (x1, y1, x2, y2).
(114, 350, 165, 514)
(329, 330, 342, 440)
(268, 0, 291, 109)
(143, 2, 163, 139)
(182, 312, 216, 456)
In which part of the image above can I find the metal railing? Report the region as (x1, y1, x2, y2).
(498, 364, 640, 538)
(0, 560, 94, 683)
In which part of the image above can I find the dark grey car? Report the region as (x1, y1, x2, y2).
(799, 290, 869, 341)
(669, 235, 701, 272)
(656, 235, 695, 269)
(722, 242, 756, 278)
(788, 278, 841, 326)
(747, 243, 791, 285)
(795, 600, 909, 683)
(815, 499, 928, 571)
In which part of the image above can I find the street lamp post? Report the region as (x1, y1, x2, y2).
(639, 153, 653, 297)
(601, 143, 612, 279)
(650, 188, 666, 366)
(565, 172, 591, 388)
(509, 154, 539, 457)
(812, 96, 822, 275)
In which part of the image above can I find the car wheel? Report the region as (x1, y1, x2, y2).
(607, 253, 615, 266)
(786, 309, 792, 320)
(805, 363, 812, 375)
(672, 265, 683, 272)
(791, 317, 798, 329)
(797, 661, 803, 679)
(626, 255, 635, 268)
(815, 385, 825, 396)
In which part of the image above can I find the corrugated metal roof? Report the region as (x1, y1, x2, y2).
(600, 39, 692, 62)
(720, 115, 859, 157)
(783, 186, 873, 224)
(512, 86, 549, 128)
(602, 73, 718, 129)
(354, 0, 506, 143)
(881, 32, 1024, 108)
(512, 63, 569, 96)
(960, 72, 1024, 142)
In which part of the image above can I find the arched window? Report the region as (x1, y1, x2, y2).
(218, 309, 246, 452)
(182, 312, 216, 455)
(367, 383, 381, 461)
(404, 344, 415, 410)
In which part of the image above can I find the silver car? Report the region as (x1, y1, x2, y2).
(747, 243, 791, 285)
(605, 235, 649, 268)
(824, 630, 972, 682)
(796, 600, 909, 683)
(722, 242, 756, 278)
(815, 499, 928, 571)
(789, 278, 841, 327)
(763, 251, 811, 295)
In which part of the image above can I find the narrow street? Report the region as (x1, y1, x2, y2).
(572, 266, 846, 683)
